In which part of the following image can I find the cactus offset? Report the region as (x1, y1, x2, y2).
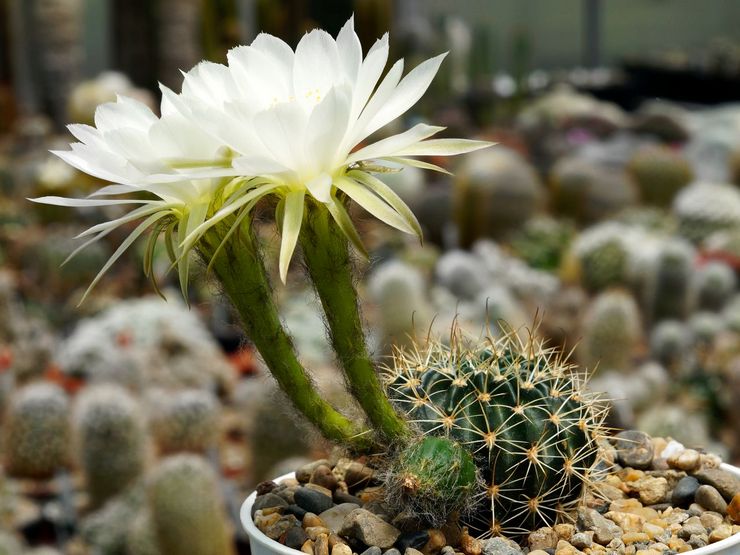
(3, 383, 71, 480)
(147, 455, 233, 555)
(627, 145, 693, 207)
(149, 389, 220, 455)
(74, 385, 148, 508)
(385, 330, 606, 536)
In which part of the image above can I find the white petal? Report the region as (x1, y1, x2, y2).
(305, 85, 352, 171)
(293, 29, 342, 108)
(182, 61, 238, 105)
(253, 102, 307, 171)
(67, 124, 104, 148)
(233, 155, 292, 176)
(349, 34, 389, 121)
(29, 196, 151, 207)
(52, 148, 133, 184)
(228, 44, 293, 109)
(349, 170, 422, 238)
(346, 123, 444, 164)
(356, 53, 448, 145)
(391, 138, 493, 157)
(279, 190, 305, 283)
(382, 156, 452, 175)
(250, 32, 294, 71)
(336, 16, 362, 82)
(334, 176, 414, 234)
(94, 96, 157, 133)
(305, 173, 332, 203)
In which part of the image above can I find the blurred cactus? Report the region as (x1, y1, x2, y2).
(80, 486, 144, 555)
(454, 148, 544, 247)
(149, 389, 220, 455)
(147, 455, 233, 555)
(435, 250, 487, 300)
(642, 238, 696, 323)
(569, 223, 635, 293)
(508, 216, 575, 272)
(581, 290, 641, 372)
(627, 145, 693, 207)
(551, 157, 637, 224)
(688, 312, 724, 347)
(368, 260, 431, 353)
(74, 385, 148, 508)
(650, 320, 690, 372)
(673, 182, 740, 243)
(411, 185, 453, 247)
(616, 206, 677, 234)
(0, 532, 24, 554)
(3, 383, 71, 480)
(127, 510, 162, 555)
(694, 261, 737, 312)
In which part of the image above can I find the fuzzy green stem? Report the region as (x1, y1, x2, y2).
(201, 222, 373, 452)
(299, 202, 410, 442)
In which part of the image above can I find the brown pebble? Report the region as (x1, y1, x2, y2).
(311, 465, 339, 491)
(257, 481, 278, 495)
(328, 533, 346, 549)
(667, 449, 701, 472)
(306, 527, 331, 541)
(301, 539, 315, 555)
(422, 529, 446, 555)
(314, 533, 329, 555)
(460, 528, 481, 555)
(303, 513, 326, 529)
(331, 544, 352, 555)
(306, 483, 334, 498)
(528, 527, 558, 550)
(553, 523, 575, 540)
(729, 492, 740, 524)
(709, 523, 733, 543)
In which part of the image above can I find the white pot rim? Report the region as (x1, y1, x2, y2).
(242, 464, 740, 555)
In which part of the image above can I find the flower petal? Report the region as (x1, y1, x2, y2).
(94, 96, 158, 133)
(326, 197, 368, 258)
(381, 156, 452, 175)
(345, 123, 444, 164)
(29, 196, 151, 207)
(279, 190, 305, 283)
(391, 138, 493, 157)
(336, 16, 362, 82)
(349, 33, 389, 122)
(334, 176, 414, 234)
(305, 173, 333, 203)
(293, 29, 342, 109)
(349, 170, 422, 238)
(305, 85, 352, 171)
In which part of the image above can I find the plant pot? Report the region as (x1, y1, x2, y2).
(241, 465, 740, 555)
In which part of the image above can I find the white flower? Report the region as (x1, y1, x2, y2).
(32, 16, 492, 295)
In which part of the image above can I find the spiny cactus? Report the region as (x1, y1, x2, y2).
(550, 157, 637, 225)
(569, 222, 636, 293)
(368, 260, 432, 354)
(148, 389, 221, 455)
(3, 383, 71, 480)
(581, 290, 641, 372)
(642, 237, 696, 323)
(627, 145, 693, 207)
(694, 261, 736, 312)
(74, 385, 148, 508)
(454, 148, 544, 247)
(673, 182, 740, 243)
(147, 455, 233, 555)
(385, 330, 607, 536)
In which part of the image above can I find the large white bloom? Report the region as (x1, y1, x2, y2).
(33, 16, 491, 294)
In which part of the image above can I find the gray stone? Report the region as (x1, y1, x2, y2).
(570, 532, 592, 549)
(252, 493, 289, 517)
(527, 527, 558, 550)
(678, 516, 705, 540)
(264, 515, 300, 540)
(671, 476, 700, 508)
(319, 503, 360, 533)
(695, 485, 728, 515)
(383, 549, 401, 555)
(285, 526, 310, 549)
(480, 537, 523, 555)
(339, 509, 401, 549)
(693, 468, 740, 501)
(360, 547, 382, 555)
(613, 430, 654, 469)
(576, 507, 622, 545)
(296, 459, 331, 483)
(688, 533, 708, 549)
(405, 549, 424, 555)
(295, 487, 334, 514)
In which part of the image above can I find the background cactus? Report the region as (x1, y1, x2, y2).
(74, 385, 148, 508)
(148, 389, 221, 455)
(569, 223, 634, 293)
(627, 145, 693, 207)
(3, 382, 71, 480)
(508, 216, 575, 272)
(673, 182, 740, 243)
(693, 260, 737, 312)
(385, 331, 606, 535)
(641, 237, 696, 323)
(649, 320, 690, 372)
(147, 455, 233, 555)
(581, 290, 642, 372)
(80, 486, 145, 555)
(454, 148, 544, 247)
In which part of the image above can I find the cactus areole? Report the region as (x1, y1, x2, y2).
(385, 332, 606, 536)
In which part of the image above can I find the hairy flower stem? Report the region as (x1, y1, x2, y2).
(300, 202, 410, 442)
(201, 222, 373, 452)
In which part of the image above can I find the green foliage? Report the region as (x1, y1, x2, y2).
(385, 331, 605, 535)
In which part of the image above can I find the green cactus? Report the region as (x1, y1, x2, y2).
(550, 157, 636, 225)
(80, 485, 145, 555)
(127, 510, 162, 555)
(385, 331, 606, 535)
(454, 148, 544, 247)
(3, 383, 71, 480)
(508, 216, 575, 272)
(642, 238, 695, 323)
(581, 290, 641, 372)
(571, 223, 634, 293)
(74, 385, 148, 508)
(694, 261, 736, 312)
(147, 455, 233, 555)
(673, 182, 740, 243)
(149, 389, 220, 455)
(627, 145, 693, 207)
(649, 320, 689, 371)
(688, 312, 724, 347)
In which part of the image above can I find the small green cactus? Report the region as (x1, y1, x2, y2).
(74, 385, 148, 508)
(570, 223, 639, 294)
(454, 148, 544, 247)
(385, 330, 606, 535)
(694, 261, 736, 312)
(147, 455, 233, 555)
(649, 320, 689, 371)
(627, 145, 693, 207)
(508, 216, 575, 272)
(581, 290, 641, 372)
(3, 382, 71, 480)
(149, 389, 220, 455)
(673, 182, 740, 243)
(642, 238, 695, 323)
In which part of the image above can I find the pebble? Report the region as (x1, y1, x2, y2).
(528, 527, 558, 550)
(384, 549, 401, 555)
(334, 491, 363, 505)
(632, 476, 669, 505)
(527, 551, 548, 555)
(569, 532, 592, 549)
(319, 503, 361, 533)
(315, 534, 330, 555)
(295, 487, 335, 514)
(666, 449, 701, 472)
(729, 492, 740, 524)
(440, 547, 455, 555)
(687, 503, 705, 516)
(264, 515, 301, 540)
(699, 510, 724, 529)
(302, 539, 315, 554)
(342, 461, 376, 490)
(286, 504, 309, 519)
(361, 547, 382, 555)
(252, 493, 289, 516)
(479, 537, 523, 555)
(670, 476, 700, 508)
(303, 513, 326, 528)
(553, 523, 574, 540)
(332, 544, 352, 555)
(306, 527, 331, 541)
(297, 460, 331, 483)
(614, 431, 654, 469)
(339, 509, 401, 549)
(693, 468, 740, 500)
(405, 549, 424, 555)
(422, 529, 447, 555)
(677, 516, 704, 539)
(459, 529, 482, 555)
(396, 530, 430, 552)
(577, 508, 622, 545)
(708, 523, 733, 543)
(285, 526, 310, 550)
(257, 480, 279, 495)
(687, 533, 708, 549)
(311, 465, 340, 491)
(695, 484, 728, 514)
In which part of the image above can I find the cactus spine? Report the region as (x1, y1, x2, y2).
(148, 455, 233, 555)
(74, 385, 147, 508)
(149, 389, 220, 455)
(3, 383, 71, 480)
(385, 331, 606, 535)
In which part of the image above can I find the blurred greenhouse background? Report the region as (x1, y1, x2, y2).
(0, 0, 740, 553)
